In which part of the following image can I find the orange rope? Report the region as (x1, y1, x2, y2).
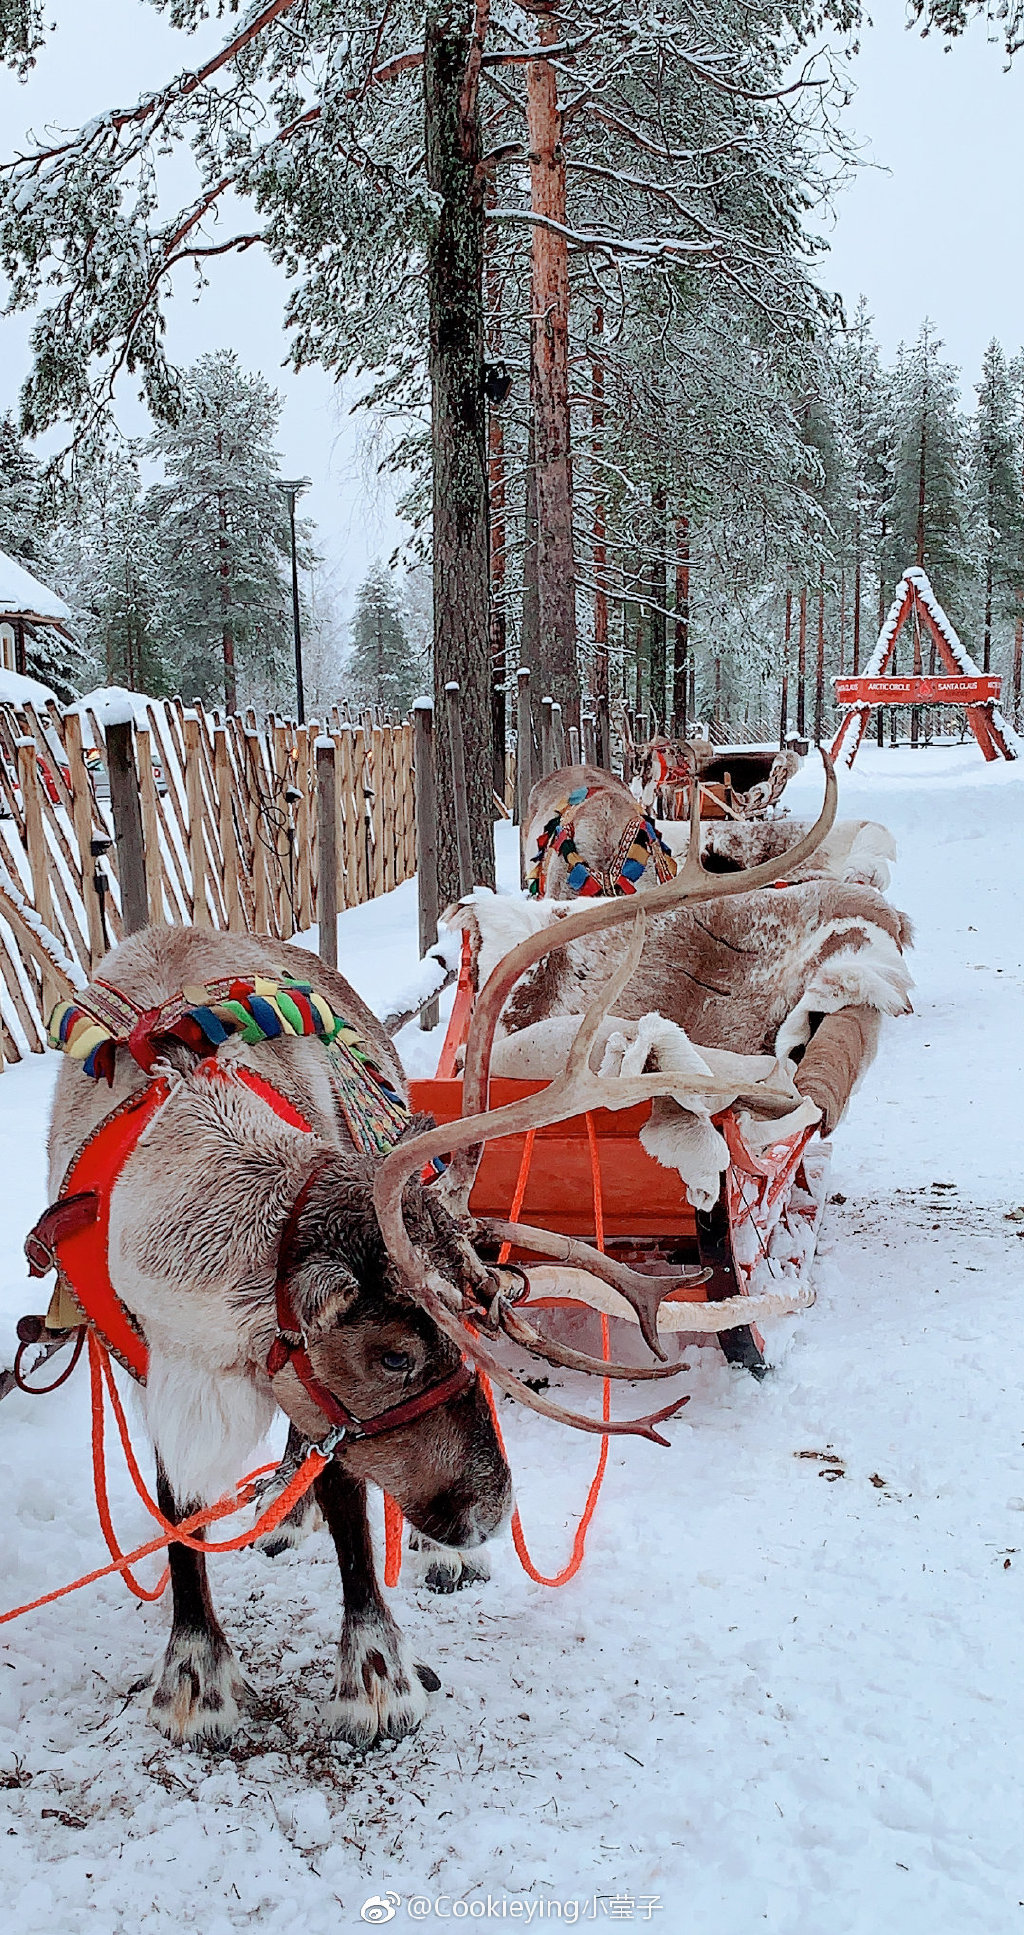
(1, 1332, 327, 1627)
(487, 1113, 612, 1589)
(383, 1491, 404, 1587)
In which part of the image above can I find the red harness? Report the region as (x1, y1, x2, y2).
(26, 1061, 473, 1446)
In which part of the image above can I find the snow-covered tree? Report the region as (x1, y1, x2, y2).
(343, 561, 422, 716)
(50, 437, 166, 693)
(887, 322, 969, 631)
(0, 412, 45, 567)
(146, 352, 301, 711)
(969, 339, 1024, 674)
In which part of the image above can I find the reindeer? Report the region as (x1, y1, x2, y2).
(36, 775, 836, 1750)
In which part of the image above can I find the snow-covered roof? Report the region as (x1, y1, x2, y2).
(0, 547, 72, 626)
(865, 566, 979, 679)
(0, 666, 58, 708)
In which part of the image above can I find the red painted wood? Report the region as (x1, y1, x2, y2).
(835, 675, 1001, 704)
(409, 1076, 699, 1239)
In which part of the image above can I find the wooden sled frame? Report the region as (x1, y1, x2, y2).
(409, 937, 831, 1378)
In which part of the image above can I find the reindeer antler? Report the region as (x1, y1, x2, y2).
(370, 752, 837, 1437)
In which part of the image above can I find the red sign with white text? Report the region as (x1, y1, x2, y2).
(834, 675, 1001, 705)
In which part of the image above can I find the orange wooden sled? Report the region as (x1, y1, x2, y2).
(409, 939, 831, 1378)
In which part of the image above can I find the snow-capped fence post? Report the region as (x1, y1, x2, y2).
(551, 702, 564, 769)
(213, 726, 242, 933)
(15, 738, 58, 1016)
(596, 693, 610, 771)
(540, 696, 554, 776)
(134, 724, 165, 926)
(445, 682, 473, 899)
(63, 711, 106, 967)
(105, 717, 148, 938)
(183, 712, 209, 928)
(414, 699, 440, 1033)
(582, 713, 596, 765)
(315, 735, 338, 969)
(516, 669, 534, 826)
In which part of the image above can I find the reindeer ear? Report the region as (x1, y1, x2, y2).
(287, 1257, 360, 1338)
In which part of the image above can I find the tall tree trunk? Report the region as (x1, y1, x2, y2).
(591, 308, 608, 714)
(525, 3, 579, 729)
(522, 415, 540, 682)
(853, 552, 861, 675)
(486, 195, 507, 796)
(797, 587, 807, 737)
(673, 515, 690, 735)
(916, 375, 928, 570)
(983, 551, 994, 676)
(815, 564, 825, 744)
(780, 584, 792, 745)
(1013, 604, 1023, 728)
(425, 1, 495, 899)
(648, 485, 667, 728)
(217, 487, 237, 714)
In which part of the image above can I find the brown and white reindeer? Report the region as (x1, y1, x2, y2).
(37, 774, 837, 1752)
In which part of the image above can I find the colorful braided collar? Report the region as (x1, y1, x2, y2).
(527, 786, 677, 898)
(48, 971, 409, 1160)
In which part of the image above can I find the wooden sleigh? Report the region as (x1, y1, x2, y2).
(410, 940, 831, 1379)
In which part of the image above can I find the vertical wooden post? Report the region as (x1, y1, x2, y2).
(596, 693, 610, 770)
(797, 588, 807, 738)
(414, 700, 440, 1031)
(214, 726, 242, 931)
(183, 712, 209, 927)
(540, 696, 554, 775)
(780, 587, 792, 748)
(515, 669, 534, 818)
(15, 736, 58, 1018)
(568, 724, 580, 767)
(445, 681, 473, 897)
(315, 736, 338, 968)
(815, 563, 826, 745)
(136, 725, 165, 925)
(105, 718, 148, 937)
(551, 701, 564, 768)
(582, 713, 596, 764)
(64, 711, 105, 967)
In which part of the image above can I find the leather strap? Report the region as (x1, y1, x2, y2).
(267, 1161, 475, 1441)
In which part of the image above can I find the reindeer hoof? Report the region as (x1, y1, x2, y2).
(408, 1533, 492, 1594)
(328, 1615, 433, 1748)
(149, 1631, 245, 1747)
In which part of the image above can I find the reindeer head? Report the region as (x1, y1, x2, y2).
(264, 1150, 513, 1549)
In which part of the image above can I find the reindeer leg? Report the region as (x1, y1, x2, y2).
(148, 1458, 247, 1748)
(315, 1458, 440, 1749)
(255, 1421, 324, 1558)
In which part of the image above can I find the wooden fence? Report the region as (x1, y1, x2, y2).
(0, 696, 416, 1070)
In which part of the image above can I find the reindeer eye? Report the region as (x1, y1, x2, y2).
(381, 1350, 412, 1374)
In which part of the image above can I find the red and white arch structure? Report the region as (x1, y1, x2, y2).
(831, 566, 1017, 768)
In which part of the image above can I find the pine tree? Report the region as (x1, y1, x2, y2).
(0, 412, 45, 566)
(888, 322, 969, 626)
(146, 353, 300, 711)
(344, 562, 423, 716)
(969, 339, 1024, 674)
(50, 438, 166, 694)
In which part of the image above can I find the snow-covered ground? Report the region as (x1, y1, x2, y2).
(1, 743, 1022, 1934)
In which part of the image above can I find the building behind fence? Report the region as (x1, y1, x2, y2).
(0, 695, 416, 1070)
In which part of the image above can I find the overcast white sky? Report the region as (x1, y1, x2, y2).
(1, 3, 1022, 616)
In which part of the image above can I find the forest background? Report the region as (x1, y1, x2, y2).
(0, 0, 1021, 895)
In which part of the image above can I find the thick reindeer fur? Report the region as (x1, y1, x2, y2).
(46, 926, 511, 1749)
(456, 877, 912, 1136)
(660, 817, 898, 894)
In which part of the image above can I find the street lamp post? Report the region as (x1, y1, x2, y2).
(279, 477, 312, 723)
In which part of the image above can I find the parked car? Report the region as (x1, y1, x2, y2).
(84, 744, 169, 799)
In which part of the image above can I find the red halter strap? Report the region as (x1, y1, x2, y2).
(265, 1159, 475, 1442)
